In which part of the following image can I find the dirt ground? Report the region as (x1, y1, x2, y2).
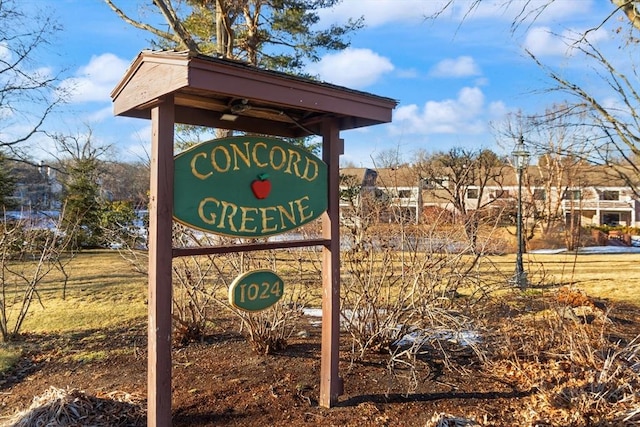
(0, 294, 639, 427)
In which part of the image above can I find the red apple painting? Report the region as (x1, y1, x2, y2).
(251, 173, 272, 199)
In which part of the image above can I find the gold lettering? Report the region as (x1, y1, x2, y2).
(196, 196, 320, 235)
(211, 146, 231, 173)
(218, 200, 238, 232)
(198, 197, 219, 225)
(301, 158, 319, 181)
(259, 207, 278, 233)
(252, 141, 268, 167)
(239, 207, 258, 233)
(231, 142, 251, 170)
(285, 149, 302, 176)
(270, 146, 286, 170)
(190, 152, 213, 180)
(277, 202, 297, 230)
(295, 196, 313, 222)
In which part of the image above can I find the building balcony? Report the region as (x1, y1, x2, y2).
(562, 199, 635, 211)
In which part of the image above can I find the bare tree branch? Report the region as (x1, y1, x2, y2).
(151, 0, 199, 51)
(103, 0, 196, 51)
(0, 1, 65, 159)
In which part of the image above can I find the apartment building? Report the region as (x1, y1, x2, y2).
(340, 165, 640, 228)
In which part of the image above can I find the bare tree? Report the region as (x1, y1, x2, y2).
(431, 1, 640, 195)
(104, 0, 199, 52)
(430, 1, 640, 33)
(414, 148, 507, 252)
(528, 40, 640, 196)
(0, 0, 65, 158)
(497, 106, 592, 247)
(100, 161, 149, 208)
(373, 147, 405, 169)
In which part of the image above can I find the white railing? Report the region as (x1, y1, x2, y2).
(562, 199, 635, 210)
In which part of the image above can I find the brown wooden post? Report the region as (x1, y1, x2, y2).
(111, 51, 396, 420)
(320, 118, 343, 408)
(148, 96, 175, 427)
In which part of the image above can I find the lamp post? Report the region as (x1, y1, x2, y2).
(512, 135, 530, 288)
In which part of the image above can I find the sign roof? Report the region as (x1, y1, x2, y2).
(111, 50, 397, 138)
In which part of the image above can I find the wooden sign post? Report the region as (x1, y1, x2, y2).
(111, 50, 396, 427)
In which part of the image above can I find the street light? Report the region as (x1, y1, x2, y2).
(512, 135, 530, 288)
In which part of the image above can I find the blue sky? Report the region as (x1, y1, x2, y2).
(20, 0, 621, 167)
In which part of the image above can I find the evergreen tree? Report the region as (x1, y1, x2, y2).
(104, 0, 363, 70)
(0, 154, 17, 210)
(105, 0, 351, 147)
(52, 130, 111, 248)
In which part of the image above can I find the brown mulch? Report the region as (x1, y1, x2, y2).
(1, 295, 639, 427)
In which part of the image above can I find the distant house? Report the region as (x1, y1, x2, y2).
(523, 165, 639, 228)
(10, 162, 62, 211)
(560, 185, 638, 227)
(340, 165, 640, 228)
(340, 167, 422, 223)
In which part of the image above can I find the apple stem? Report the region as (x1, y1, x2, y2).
(258, 173, 269, 181)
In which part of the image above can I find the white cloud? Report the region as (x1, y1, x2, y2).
(523, 26, 569, 56)
(58, 53, 130, 103)
(316, 0, 443, 27)
(0, 105, 12, 120)
(317, 0, 596, 29)
(85, 106, 115, 123)
(396, 68, 419, 79)
(0, 42, 10, 62)
(390, 86, 489, 135)
(307, 48, 394, 89)
(456, 0, 594, 23)
(430, 56, 481, 78)
(523, 26, 609, 57)
(488, 100, 508, 118)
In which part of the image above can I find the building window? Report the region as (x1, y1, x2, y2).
(490, 190, 510, 199)
(421, 177, 449, 189)
(533, 189, 546, 200)
(601, 191, 619, 201)
(602, 212, 620, 226)
(397, 189, 412, 198)
(563, 190, 581, 200)
(467, 188, 479, 199)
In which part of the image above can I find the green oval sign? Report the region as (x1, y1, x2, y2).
(229, 269, 284, 312)
(173, 136, 328, 237)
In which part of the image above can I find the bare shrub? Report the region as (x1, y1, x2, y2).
(173, 223, 321, 353)
(228, 230, 321, 354)
(486, 289, 640, 426)
(235, 297, 307, 355)
(0, 210, 76, 341)
(106, 209, 321, 353)
(172, 254, 222, 346)
(339, 192, 505, 395)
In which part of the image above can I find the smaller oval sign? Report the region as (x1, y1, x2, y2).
(229, 269, 284, 312)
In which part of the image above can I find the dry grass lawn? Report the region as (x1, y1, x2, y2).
(1, 249, 640, 426)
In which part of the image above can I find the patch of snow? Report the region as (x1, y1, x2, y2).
(577, 246, 640, 254)
(530, 246, 640, 255)
(393, 329, 481, 348)
(302, 308, 481, 348)
(529, 248, 567, 254)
